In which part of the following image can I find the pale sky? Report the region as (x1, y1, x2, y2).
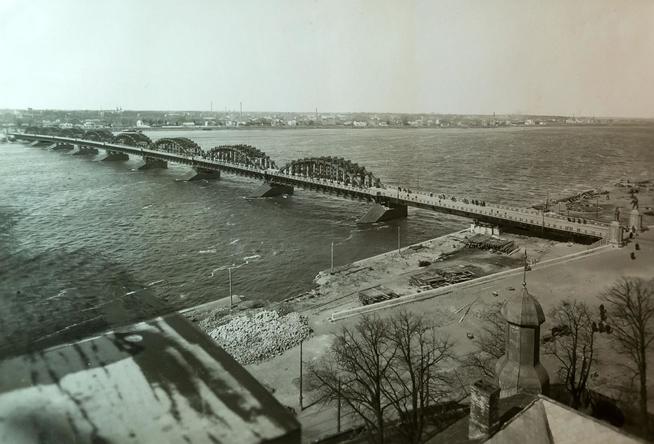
(1, 0, 653, 117)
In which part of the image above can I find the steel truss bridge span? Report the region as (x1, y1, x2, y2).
(279, 157, 382, 188)
(11, 132, 610, 240)
(205, 145, 277, 170)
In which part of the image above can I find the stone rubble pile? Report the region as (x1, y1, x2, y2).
(208, 310, 311, 365)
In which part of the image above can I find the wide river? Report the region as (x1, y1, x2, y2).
(1, 126, 653, 355)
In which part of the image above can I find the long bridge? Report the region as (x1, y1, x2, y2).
(10, 128, 611, 241)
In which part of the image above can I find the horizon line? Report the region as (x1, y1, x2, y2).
(3, 108, 654, 121)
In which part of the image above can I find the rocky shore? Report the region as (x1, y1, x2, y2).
(206, 310, 311, 365)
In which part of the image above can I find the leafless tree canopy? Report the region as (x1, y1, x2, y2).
(546, 300, 596, 409)
(602, 277, 654, 435)
(463, 302, 505, 379)
(308, 311, 458, 444)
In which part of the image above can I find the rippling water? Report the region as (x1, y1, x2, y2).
(1, 126, 653, 355)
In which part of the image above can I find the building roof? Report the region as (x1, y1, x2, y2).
(487, 396, 644, 444)
(426, 394, 643, 444)
(0, 315, 300, 444)
(501, 285, 546, 327)
(425, 393, 535, 443)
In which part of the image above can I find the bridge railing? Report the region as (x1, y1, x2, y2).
(389, 189, 608, 228)
(381, 188, 607, 235)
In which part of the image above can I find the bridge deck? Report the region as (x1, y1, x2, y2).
(10, 133, 609, 239)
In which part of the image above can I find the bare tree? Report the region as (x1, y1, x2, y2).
(602, 277, 654, 435)
(308, 311, 458, 444)
(309, 315, 396, 443)
(547, 300, 596, 409)
(383, 311, 455, 444)
(464, 302, 505, 378)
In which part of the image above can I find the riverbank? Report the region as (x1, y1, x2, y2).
(182, 226, 595, 439)
(183, 220, 654, 442)
(183, 228, 583, 340)
(535, 176, 654, 225)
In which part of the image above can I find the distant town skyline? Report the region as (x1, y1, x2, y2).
(1, 0, 653, 118)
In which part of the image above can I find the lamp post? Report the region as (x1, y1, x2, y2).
(331, 241, 334, 273)
(545, 191, 550, 212)
(299, 339, 304, 410)
(228, 267, 233, 309)
(596, 196, 599, 219)
(337, 378, 342, 432)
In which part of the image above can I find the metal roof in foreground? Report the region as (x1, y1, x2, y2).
(0, 315, 301, 444)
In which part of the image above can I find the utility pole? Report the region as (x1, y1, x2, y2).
(397, 226, 401, 255)
(596, 196, 599, 219)
(337, 378, 342, 432)
(545, 191, 550, 212)
(299, 340, 304, 410)
(330, 241, 334, 273)
(240, 102, 243, 120)
(228, 267, 233, 309)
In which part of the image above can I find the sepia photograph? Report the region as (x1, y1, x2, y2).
(1, 1, 653, 443)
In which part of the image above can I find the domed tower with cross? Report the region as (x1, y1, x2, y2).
(495, 251, 550, 397)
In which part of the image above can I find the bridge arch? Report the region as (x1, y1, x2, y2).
(113, 132, 152, 147)
(84, 129, 114, 142)
(205, 145, 277, 169)
(24, 126, 41, 134)
(39, 127, 63, 136)
(59, 128, 86, 138)
(279, 156, 383, 188)
(151, 137, 203, 157)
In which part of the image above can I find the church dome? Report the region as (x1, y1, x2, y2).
(501, 285, 545, 327)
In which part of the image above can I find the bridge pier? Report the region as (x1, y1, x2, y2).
(30, 140, 52, 147)
(357, 203, 408, 224)
(251, 181, 294, 197)
(52, 143, 74, 151)
(470, 221, 501, 237)
(102, 150, 129, 161)
(138, 156, 168, 170)
(608, 221, 623, 247)
(629, 209, 642, 232)
(188, 167, 221, 181)
(73, 145, 99, 155)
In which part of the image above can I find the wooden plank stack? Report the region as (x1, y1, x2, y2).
(358, 285, 400, 306)
(409, 269, 475, 289)
(465, 234, 515, 254)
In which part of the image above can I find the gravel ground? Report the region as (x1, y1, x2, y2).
(207, 310, 312, 365)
